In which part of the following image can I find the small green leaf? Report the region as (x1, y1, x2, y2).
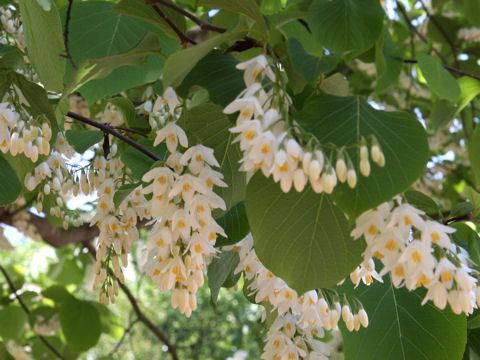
(338, 277, 467, 360)
(0, 155, 22, 206)
(451, 223, 480, 267)
(430, 100, 457, 130)
(307, 0, 384, 54)
(287, 38, 339, 84)
(18, 0, 66, 90)
(457, 77, 480, 114)
(246, 174, 364, 293)
(215, 202, 250, 247)
(42, 285, 71, 304)
(113, 183, 140, 208)
(450, 202, 474, 219)
(417, 53, 461, 102)
(199, 0, 267, 33)
(60, 296, 101, 353)
(65, 130, 103, 153)
(470, 126, 480, 186)
(120, 139, 167, 180)
(319, 73, 349, 97)
(375, 28, 403, 93)
(465, 186, 480, 218)
(0, 306, 28, 340)
(163, 29, 247, 88)
(404, 190, 440, 216)
(207, 250, 241, 306)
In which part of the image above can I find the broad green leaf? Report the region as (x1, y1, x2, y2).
(0, 306, 28, 340)
(113, 183, 140, 208)
(307, 0, 384, 54)
(64, 32, 163, 97)
(417, 53, 461, 102)
(179, 103, 246, 214)
(0, 155, 22, 206)
(430, 100, 457, 130)
(42, 285, 71, 304)
(18, 0, 65, 91)
(470, 126, 480, 187)
(177, 50, 244, 107)
(0, 47, 26, 70)
(61, 1, 178, 104)
(120, 139, 167, 180)
(65, 130, 103, 153)
(60, 296, 101, 353)
(112, 0, 186, 40)
(106, 97, 136, 126)
(245, 174, 365, 293)
(163, 29, 247, 88)
(287, 38, 338, 84)
(339, 277, 467, 360)
(375, 28, 403, 93)
(50, 258, 84, 285)
(295, 95, 429, 219)
(404, 190, 440, 216)
(215, 202, 250, 247)
(279, 18, 324, 57)
(200, 0, 267, 33)
(457, 77, 480, 114)
(207, 250, 241, 306)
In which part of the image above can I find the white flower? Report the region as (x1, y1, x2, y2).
(236, 55, 275, 86)
(154, 122, 188, 152)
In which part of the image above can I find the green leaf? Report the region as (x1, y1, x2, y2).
(120, 139, 167, 180)
(215, 202, 250, 247)
(60, 296, 101, 353)
(31, 336, 64, 360)
(295, 95, 429, 219)
(0, 155, 22, 206)
(307, 0, 384, 54)
(287, 38, 338, 84)
(245, 174, 364, 294)
(457, 77, 480, 114)
(417, 53, 461, 102)
(404, 190, 440, 216)
(42, 285, 71, 304)
(112, 0, 186, 40)
(61, 1, 178, 104)
(64, 32, 163, 97)
(278, 20, 324, 57)
(338, 277, 467, 360)
(163, 29, 247, 88)
(65, 130, 103, 154)
(179, 103, 246, 215)
(199, 0, 267, 33)
(18, 0, 65, 91)
(319, 73, 349, 97)
(113, 183, 140, 208)
(207, 250, 241, 306)
(465, 186, 480, 218)
(177, 50, 244, 107)
(450, 202, 474, 219)
(106, 97, 136, 126)
(463, 0, 480, 26)
(375, 28, 403, 93)
(450, 223, 480, 270)
(0, 306, 28, 340)
(0, 341, 14, 360)
(470, 126, 480, 186)
(430, 100, 457, 130)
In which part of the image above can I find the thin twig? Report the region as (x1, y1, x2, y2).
(148, 0, 226, 33)
(403, 59, 480, 81)
(0, 266, 66, 360)
(63, 0, 77, 69)
(107, 318, 139, 357)
(151, 4, 197, 45)
(66, 111, 163, 162)
(112, 126, 148, 138)
(396, 1, 448, 64)
(82, 242, 179, 360)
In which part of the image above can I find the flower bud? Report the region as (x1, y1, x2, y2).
(360, 159, 371, 177)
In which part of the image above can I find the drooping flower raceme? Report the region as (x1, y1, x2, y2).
(351, 197, 480, 314)
(230, 234, 367, 359)
(225, 55, 386, 194)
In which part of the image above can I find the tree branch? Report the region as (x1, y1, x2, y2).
(151, 3, 197, 46)
(0, 266, 66, 360)
(66, 111, 163, 162)
(403, 59, 480, 81)
(62, 0, 77, 69)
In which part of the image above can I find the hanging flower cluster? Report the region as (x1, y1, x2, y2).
(225, 55, 385, 193)
(457, 27, 480, 43)
(230, 234, 368, 359)
(0, 99, 52, 162)
(351, 198, 480, 314)
(0, 6, 25, 51)
(139, 89, 227, 317)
